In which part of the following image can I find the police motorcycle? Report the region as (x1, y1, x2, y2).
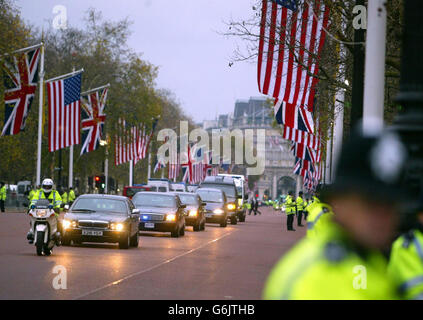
(27, 199, 60, 256)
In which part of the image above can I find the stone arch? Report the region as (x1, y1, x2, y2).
(277, 176, 296, 197)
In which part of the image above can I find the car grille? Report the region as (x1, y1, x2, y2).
(78, 220, 109, 229)
(141, 214, 164, 221)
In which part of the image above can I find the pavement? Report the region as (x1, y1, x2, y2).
(0, 207, 305, 300)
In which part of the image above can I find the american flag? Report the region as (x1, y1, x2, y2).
(80, 87, 108, 155)
(283, 125, 321, 151)
(135, 120, 158, 164)
(115, 118, 131, 165)
(2, 47, 41, 136)
(258, 0, 329, 111)
(47, 73, 82, 152)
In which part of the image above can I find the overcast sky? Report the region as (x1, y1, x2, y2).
(16, 0, 259, 123)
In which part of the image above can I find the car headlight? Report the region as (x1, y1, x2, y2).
(213, 208, 224, 215)
(166, 214, 176, 222)
(227, 203, 236, 211)
(189, 209, 198, 217)
(110, 223, 124, 231)
(62, 220, 73, 230)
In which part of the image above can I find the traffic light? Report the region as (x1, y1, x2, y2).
(94, 176, 101, 189)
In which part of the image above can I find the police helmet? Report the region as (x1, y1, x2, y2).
(42, 178, 54, 193)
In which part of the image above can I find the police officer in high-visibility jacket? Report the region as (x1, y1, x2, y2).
(68, 187, 76, 206)
(263, 130, 409, 300)
(296, 191, 305, 227)
(27, 178, 62, 244)
(61, 188, 68, 208)
(388, 195, 423, 300)
(0, 182, 6, 213)
(284, 191, 296, 231)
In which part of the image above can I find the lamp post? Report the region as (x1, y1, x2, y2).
(391, 0, 423, 200)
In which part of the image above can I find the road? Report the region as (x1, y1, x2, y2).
(0, 207, 305, 300)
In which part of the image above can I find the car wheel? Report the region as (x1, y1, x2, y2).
(239, 214, 246, 223)
(119, 232, 130, 249)
(201, 221, 206, 231)
(62, 237, 71, 246)
(220, 219, 227, 228)
(130, 231, 139, 247)
(171, 226, 180, 238)
(193, 221, 200, 232)
(230, 216, 238, 225)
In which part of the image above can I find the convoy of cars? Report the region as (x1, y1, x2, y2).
(61, 175, 248, 249)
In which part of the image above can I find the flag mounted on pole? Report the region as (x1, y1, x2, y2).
(47, 71, 83, 152)
(80, 85, 109, 155)
(1, 44, 42, 136)
(258, 0, 330, 111)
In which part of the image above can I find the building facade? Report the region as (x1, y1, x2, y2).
(202, 97, 300, 200)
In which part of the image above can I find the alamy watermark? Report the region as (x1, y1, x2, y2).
(353, 265, 367, 290)
(52, 5, 68, 30)
(52, 265, 67, 290)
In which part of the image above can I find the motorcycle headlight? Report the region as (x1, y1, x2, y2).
(213, 208, 224, 215)
(189, 209, 198, 217)
(166, 214, 176, 222)
(227, 203, 236, 211)
(36, 210, 47, 217)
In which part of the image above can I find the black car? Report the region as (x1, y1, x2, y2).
(198, 176, 240, 224)
(61, 195, 140, 249)
(133, 192, 186, 238)
(196, 188, 228, 228)
(173, 192, 206, 232)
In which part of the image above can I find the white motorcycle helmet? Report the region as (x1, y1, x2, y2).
(41, 178, 54, 193)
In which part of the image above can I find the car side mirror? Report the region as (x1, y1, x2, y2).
(132, 208, 140, 215)
(64, 205, 70, 211)
(201, 202, 207, 207)
(180, 204, 187, 209)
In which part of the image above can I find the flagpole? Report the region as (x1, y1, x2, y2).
(363, 0, 387, 133)
(81, 83, 110, 96)
(147, 152, 152, 180)
(36, 43, 45, 187)
(45, 68, 84, 83)
(68, 67, 77, 190)
(129, 160, 133, 186)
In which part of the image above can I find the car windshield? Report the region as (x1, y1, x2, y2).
(72, 198, 127, 214)
(133, 193, 176, 208)
(197, 190, 223, 203)
(178, 194, 198, 205)
(200, 184, 235, 198)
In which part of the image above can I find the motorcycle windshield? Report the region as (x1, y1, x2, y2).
(35, 199, 51, 208)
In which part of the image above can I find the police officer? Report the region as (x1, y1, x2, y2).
(284, 191, 296, 231)
(28, 178, 62, 244)
(0, 182, 6, 213)
(68, 187, 76, 206)
(388, 194, 423, 300)
(263, 130, 409, 299)
(61, 188, 68, 208)
(296, 191, 305, 227)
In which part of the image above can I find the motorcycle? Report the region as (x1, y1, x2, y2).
(27, 199, 59, 256)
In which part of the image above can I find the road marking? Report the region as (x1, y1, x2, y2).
(72, 230, 235, 300)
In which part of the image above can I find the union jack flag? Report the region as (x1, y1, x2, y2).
(2, 46, 41, 136)
(80, 88, 108, 155)
(181, 145, 195, 184)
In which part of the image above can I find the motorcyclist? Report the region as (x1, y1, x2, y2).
(27, 178, 62, 245)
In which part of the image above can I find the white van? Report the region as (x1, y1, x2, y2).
(170, 182, 187, 192)
(147, 179, 171, 193)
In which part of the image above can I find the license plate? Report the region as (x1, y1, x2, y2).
(82, 230, 103, 236)
(144, 223, 155, 229)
